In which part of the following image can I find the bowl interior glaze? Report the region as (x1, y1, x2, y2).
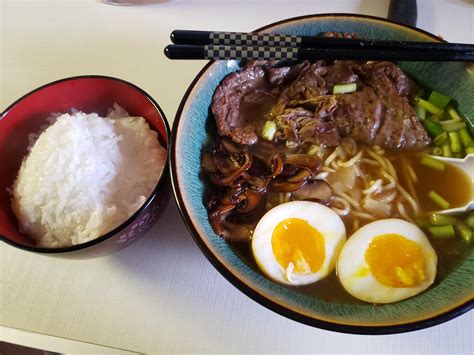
(171, 14, 473, 334)
(0, 76, 169, 253)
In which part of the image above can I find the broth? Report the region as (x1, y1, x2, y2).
(203, 139, 473, 304)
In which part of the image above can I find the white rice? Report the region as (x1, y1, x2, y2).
(11, 104, 166, 248)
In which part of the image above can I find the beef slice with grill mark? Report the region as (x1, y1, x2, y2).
(211, 61, 307, 145)
(212, 59, 430, 150)
(332, 62, 430, 149)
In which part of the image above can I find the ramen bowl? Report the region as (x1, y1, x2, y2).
(170, 14, 474, 333)
(0, 76, 170, 259)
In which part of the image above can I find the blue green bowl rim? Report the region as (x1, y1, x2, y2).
(170, 13, 473, 334)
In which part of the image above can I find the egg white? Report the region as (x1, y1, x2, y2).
(251, 201, 346, 286)
(337, 218, 437, 304)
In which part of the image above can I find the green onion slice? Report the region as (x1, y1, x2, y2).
(333, 83, 357, 94)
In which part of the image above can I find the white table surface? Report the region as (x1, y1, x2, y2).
(1, 0, 473, 353)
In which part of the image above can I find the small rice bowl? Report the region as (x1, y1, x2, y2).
(11, 105, 166, 247)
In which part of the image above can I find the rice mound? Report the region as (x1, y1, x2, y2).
(11, 105, 166, 248)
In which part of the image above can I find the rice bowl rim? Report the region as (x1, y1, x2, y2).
(0, 75, 171, 253)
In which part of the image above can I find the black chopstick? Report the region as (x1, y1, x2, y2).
(170, 30, 474, 54)
(164, 44, 474, 62)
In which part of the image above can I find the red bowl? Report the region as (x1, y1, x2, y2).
(0, 76, 170, 258)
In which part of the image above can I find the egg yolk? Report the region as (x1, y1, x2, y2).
(271, 218, 325, 274)
(365, 234, 426, 288)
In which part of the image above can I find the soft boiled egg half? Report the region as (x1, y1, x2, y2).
(251, 201, 346, 286)
(337, 219, 437, 304)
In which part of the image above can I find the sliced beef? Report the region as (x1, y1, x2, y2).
(212, 58, 430, 150)
(211, 61, 307, 145)
(332, 62, 429, 149)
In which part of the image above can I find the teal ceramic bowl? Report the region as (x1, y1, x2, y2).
(170, 14, 474, 334)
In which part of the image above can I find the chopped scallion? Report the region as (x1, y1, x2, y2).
(262, 120, 277, 141)
(423, 118, 444, 138)
(429, 90, 451, 109)
(441, 142, 452, 157)
(420, 155, 445, 171)
(466, 211, 474, 229)
(431, 147, 443, 156)
(429, 213, 457, 226)
(446, 106, 463, 122)
(455, 221, 473, 244)
(459, 127, 473, 148)
(433, 131, 449, 146)
(415, 217, 431, 227)
(415, 104, 426, 120)
(449, 131, 462, 153)
(415, 97, 444, 116)
(428, 190, 450, 210)
(333, 83, 357, 94)
(428, 225, 456, 238)
(440, 121, 466, 132)
(307, 144, 319, 155)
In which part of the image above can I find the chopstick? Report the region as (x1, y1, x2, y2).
(170, 30, 474, 54)
(164, 44, 474, 62)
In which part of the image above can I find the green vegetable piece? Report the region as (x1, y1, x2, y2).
(441, 142, 452, 157)
(333, 83, 357, 94)
(415, 97, 444, 116)
(420, 155, 445, 171)
(459, 127, 473, 148)
(440, 121, 466, 132)
(429, 90, 451, 109)
(433, 131, 449, 146)
(446, 106, 463, 122)
(431, 147, 443, 156)
(307, 144, 319, 155)
(428, 225, 456, 239)
(429, 213, 457, 225)
(466, 147, 474, 155)
(423, 118, 444, 138)
(466, 211, 474, 229)
(449, 131, 462, 153)
(415, 104, 426, 120)
(428, 190, 450, 210)
(455, 221, 473, 244)
(415, 217, 431, 227)
(262, 120, 277, 141)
